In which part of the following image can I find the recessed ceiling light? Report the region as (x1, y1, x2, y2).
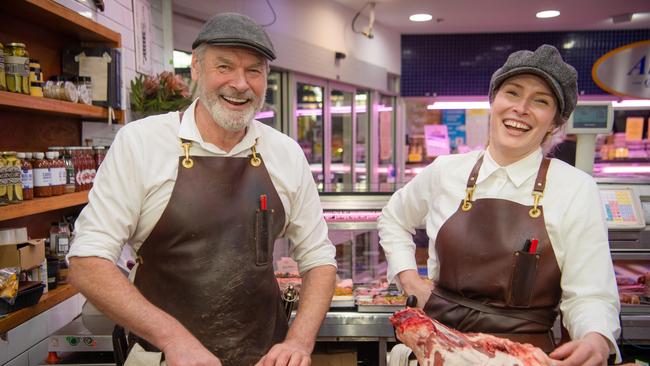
(536, 10, 560, 19)
(409, 13, 433, 22)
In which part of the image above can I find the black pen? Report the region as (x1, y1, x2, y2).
(522, 239, 531, 252)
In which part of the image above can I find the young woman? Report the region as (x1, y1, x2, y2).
(379, 45, 620, 366)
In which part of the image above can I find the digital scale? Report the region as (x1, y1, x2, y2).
(598, 185, 646, 230)
(565, 102, 614, 175)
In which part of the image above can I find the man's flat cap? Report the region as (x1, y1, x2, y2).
(192, 12, 276, 61)
(489, 44, 578, 120)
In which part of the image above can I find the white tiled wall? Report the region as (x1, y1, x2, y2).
(55, 0, 168, 112)
(0, 294, 85, 366)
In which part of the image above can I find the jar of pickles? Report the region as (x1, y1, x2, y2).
(0, 153, 7, 206)
(4, 43, 30, 94)
(16, 152, 33, 200)
(3, 152, 23, 203)
(0, 43, 6, 91)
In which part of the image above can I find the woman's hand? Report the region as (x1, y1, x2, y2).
(397, 270, 432, 309)
(549, 332, 610, 366)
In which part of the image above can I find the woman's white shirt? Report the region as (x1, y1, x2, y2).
(378, 148, 620, 357)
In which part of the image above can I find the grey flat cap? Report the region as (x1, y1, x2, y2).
(488, 44, 578, 120)
(192, 12, 276, 61)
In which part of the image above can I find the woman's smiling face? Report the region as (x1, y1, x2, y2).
(488, 74, 559, 166)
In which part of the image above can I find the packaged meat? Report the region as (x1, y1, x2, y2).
(390, 308, 549, 366)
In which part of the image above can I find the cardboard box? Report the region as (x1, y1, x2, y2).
(311, 351, 357, 366)
(0, 239, 46, 271)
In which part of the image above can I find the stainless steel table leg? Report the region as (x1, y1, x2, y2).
(379, 338, 387, 366)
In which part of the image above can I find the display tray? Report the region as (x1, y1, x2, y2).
(357, 304, 404, 313)
(330, 296, 355, 308)
(621, 298, 650, 314)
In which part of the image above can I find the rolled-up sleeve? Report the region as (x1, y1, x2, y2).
(378, 164, 434, 284)
(284, 154, 337, 275)
(67, 126, 144, 264)
(558, 178, 621, 360)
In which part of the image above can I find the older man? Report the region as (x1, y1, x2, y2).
(68, 13, 336, 366)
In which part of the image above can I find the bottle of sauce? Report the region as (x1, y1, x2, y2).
(33, 152, 52, 197)
(93, 146, 106, 168)
(86, 147, 97, 188)
(46, 151, 63, 196)
(63, 147, 76, 194)
(48, 148, 68, 194)
(72, 147, 83, 192)
(17, 152, 33, 200)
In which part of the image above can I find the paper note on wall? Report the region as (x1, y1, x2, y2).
(424, 124, 450, 157)
(78, 52, 111, 102)
(625, 117, 644, 141)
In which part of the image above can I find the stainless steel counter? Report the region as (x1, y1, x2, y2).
(318, 311, 395, 339)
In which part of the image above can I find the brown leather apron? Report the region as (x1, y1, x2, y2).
(132, 137, 287, 365)
(423, 155, 562, 352)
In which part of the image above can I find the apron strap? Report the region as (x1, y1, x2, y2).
(432, 286, 557, 328)
(529, 157, 551, 218)
(532, 158, 551, 194)
(177, 108, 261, 168)
(466, 155, 484, 189)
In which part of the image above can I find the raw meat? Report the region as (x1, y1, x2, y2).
(390, 308, 550, 366)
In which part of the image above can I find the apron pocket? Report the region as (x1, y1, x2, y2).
(507, 251, 540, 307)
(255, 209, 273, 266)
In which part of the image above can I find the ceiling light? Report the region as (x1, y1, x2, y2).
(427, 101, 490, 110)
(612, 100, 650, 108)
(536, 10, 560, 19)
(563, 40, 575, 49)
(409, 14, 433, 22)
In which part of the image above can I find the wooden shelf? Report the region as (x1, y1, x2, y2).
(0, 284, 79, 334)
(0, 0, 120, 47)
(0, 191, 89, 221)
(0, 91, 123, 122)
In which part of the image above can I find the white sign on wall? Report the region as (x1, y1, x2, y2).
(133, 0, 153, 74)
(593, 40, 650, 99)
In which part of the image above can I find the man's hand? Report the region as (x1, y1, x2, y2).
(161, 335, 222, 366)
(549, 332, 610, 366)
(255, 339, 311, 366)
(255, 265, 335, 366)
(398, 270, 432, 309)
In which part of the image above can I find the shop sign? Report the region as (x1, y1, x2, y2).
(592, 40, 650, 99)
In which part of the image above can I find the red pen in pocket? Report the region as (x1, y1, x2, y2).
(260, 194, 267, 211)
(529, 238, 539, 254)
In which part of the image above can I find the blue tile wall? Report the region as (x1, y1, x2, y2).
(401, 30, 650, 97)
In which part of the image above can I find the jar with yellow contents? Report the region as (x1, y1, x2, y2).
(0, 153, 8, 206)
(4, 43, 30, 94)
(3, 152, 23, 203)
(0, 43, 6, 91)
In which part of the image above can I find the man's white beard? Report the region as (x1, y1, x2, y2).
(199, 82, 264, 132)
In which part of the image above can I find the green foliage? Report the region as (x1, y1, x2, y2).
(129, 71, 192, 114)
